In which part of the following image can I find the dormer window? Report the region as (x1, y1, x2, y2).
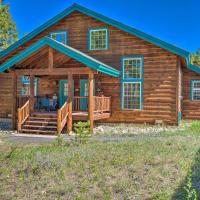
(89, 28, 108, 50)
(50, 31, 67, 45)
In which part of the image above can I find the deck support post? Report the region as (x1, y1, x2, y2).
(88, 72, 94, 132)
(67, 73, 73, 134)
(30, 74, 35, 113)
(12, 72, 17, 130)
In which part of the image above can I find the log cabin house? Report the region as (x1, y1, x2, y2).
(0, 3, 200, 134)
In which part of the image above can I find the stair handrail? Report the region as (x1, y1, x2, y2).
(18, 100, 30, 131)
(57, 101, 69, 134)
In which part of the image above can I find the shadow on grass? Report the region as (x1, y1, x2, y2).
(172, 148, 200, 199)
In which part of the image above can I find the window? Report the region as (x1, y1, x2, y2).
(20, 76, 38, 96)
(50, 31, 67, 44)
(121, 57, 143, 110)
(89, 28, 108, 50)
(63, 82, 68, 96)
(191, 80, 200, 101)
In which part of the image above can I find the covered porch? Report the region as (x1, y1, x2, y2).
(0, 37, 120, 134)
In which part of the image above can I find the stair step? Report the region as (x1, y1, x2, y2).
(25, 120, 57, 125)
(29, 117, 57, 121)
(23, 125, 57, 129)
(21, 129, 57, 135)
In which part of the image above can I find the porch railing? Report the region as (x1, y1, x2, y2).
(17, 96, 29, 108)
(73, 96, 88, 111)
(57, 101, 69, 134)
(93, 96, 111, 113)
(18, 100, 30, 131)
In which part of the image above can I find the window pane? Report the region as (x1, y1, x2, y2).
(123, 58, 142, 79)
(193, 81, 200, 100)
(51, 32, 67, 44)
(90, 29, 107, 50)
(21, 76, 37, 96)
(64, 83, 68, 96)
(123, 82, 141, 109)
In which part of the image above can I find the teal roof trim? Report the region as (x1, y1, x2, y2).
(0, 4, 190, 59)
(0, 37, 120, 77)
(0, 3, 199, 74)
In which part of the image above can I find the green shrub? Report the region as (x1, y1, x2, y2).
(73, 121, 91, 144)
(53, 135, 67, 147)
(189, 121, 200, 133)
(183, 170, 197, 200)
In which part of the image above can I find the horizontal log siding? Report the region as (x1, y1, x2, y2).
(182, 66, 200, 120)
(0, 74, 13, 117)
(0, 11, 178, 124)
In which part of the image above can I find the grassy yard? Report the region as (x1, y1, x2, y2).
(0, 122, 200, 199)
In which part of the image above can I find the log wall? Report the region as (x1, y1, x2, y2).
(0, 11, 179, 124)
(182, 66, 200, 120)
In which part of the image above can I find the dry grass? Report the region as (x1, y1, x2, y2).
(0, 130, 200, 200)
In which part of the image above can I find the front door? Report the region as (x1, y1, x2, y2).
(80, 79, 95, 111)
(59, 80, 74, 108)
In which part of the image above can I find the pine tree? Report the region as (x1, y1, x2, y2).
(0, 0, 18, 51)
(191, 49, 200, 66)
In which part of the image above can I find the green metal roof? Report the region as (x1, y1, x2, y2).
(0, 37, 120, 77)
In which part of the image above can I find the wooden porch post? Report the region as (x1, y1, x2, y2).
(88, 72, 94, 132)
(67, 73, 73, 134)
(30, 74, 35, 113)
(12, 72, 17, 130)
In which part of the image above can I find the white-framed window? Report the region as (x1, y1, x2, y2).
(121, 57, 143, 110)
(89, 28, 108, 50)
(50, 31, 67, 44)
(191, 80, 200, 101)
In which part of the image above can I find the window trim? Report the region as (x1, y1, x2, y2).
(190, 80, 200, 101)
(20, 76, 38, 97)
(50, 31, 67, 45)
(121, 56, 144, 110)
(88, 27, 108, 50)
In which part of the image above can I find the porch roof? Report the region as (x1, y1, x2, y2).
(0, 37, 120, 77)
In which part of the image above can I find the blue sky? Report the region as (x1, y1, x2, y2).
(4, 0, 200, 52)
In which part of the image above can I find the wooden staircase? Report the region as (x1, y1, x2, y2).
(20, 113, 58, 135)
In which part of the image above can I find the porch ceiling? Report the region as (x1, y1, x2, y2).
(0, 37, 120, 77)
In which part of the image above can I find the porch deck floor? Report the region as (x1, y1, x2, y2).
(32, 111, 110, 121)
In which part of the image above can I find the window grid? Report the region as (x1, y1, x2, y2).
(50, 32, 67, 45)
(63, 83, 68, 96)
(121, 57, 143, 110)
(123, 82, 141, 110)
(192, 81, 200, 100)
(123, 58, 142, 79)
(21, 76, 38, 96)
(90, 29, 108, 50)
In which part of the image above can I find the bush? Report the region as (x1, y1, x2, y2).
(189, 121, 200, 133)
(183, 170, 197, 200)
(73, 121, 91, 144)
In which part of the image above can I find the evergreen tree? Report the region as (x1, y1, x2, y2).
(0, 1, 18, 51)
(191, 49, 200, 66)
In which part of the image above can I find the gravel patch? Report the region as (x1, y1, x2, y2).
(94, 123, 185, 135)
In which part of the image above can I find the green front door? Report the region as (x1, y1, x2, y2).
(80, 79, 95, 111)
(59, 80, 74, 108)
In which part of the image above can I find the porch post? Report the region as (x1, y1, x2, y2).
(12, 72, 17, 130)
(88, 72, 94, 132)
(30, 74, 35, 113)
(67, 73, 73, 134)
